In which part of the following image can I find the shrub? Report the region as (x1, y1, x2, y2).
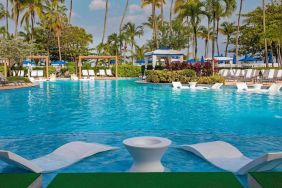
(0, 66, 4, 74)
(7, 76, 31, 83)
(112, 65, 141, 77)
(197, 75, 225, 84)
(66, 62, 76, 74)
(179, 69, 196, 77)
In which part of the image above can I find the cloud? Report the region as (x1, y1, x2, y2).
(89, 0, 109, 11)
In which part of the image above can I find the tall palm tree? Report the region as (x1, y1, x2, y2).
(122, 22, 144, 63)
(263, 0, 269, 67)
(235, 0, 243, 64)
(101, 0, 109, 44)
(10, 0, 24, 37)
(119, 0, 129, 56)
(220, 22, 236, 56)
(21, 0, 43, 41)
(176, 0, 203, 59)
(68, 0, 72, 24)
(44, 1, 67, 60)
(169, 0, 174, 35)
(203, 0, 213, 57)
(198, 26, 213, 58)
(141, 0, 164, 49)
(5, 0, 9, 38)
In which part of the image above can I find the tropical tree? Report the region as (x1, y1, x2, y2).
(198, 26, 213, 58)
(176, 0, 204, 59)
(69, 0, 72, 24)
(141, 0, 164, 49)
(202, 0, 213, 57)
(262, 0, 268, 67)
(122, 22, 144, 63)
(101, 0, 109, 44)
(43, 0, 67, 60)
(10, 0, 24, 37)
(235, 0, 243, 64)
(21, 0, 44, 41)
(119, 0, 129, 35)
(131, 45, 146, 60)
(220, 22, 236, 56)
(5, 0, 9, 38)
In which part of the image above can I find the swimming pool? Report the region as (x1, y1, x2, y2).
(0, 79, 281, 186)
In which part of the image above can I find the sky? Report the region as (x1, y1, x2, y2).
(0, 0, 272, 57)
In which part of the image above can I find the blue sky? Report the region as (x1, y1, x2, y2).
(0, 0, 270, 56)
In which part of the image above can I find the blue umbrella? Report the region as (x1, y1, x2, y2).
(239, 56, 258, 62)
(201, 56, 205, 63)
(268, 52, 273, 64)
(22, 60, 35, 65)
(186, 59, 196, 63)
(233, 54, 236, 64)
(51, 60, 67, 65)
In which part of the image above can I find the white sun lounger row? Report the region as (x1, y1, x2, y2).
(236, 82, 282, 94)
(172, 82, 223, 90)
(1, 140, 281, 175)
(219, 69, 282, 81)
(96, 69, 113, 77)
(12, 70, 25, 77)
(82, 70, 95, 80)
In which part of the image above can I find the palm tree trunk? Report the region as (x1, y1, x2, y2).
(161, 1, 164, 27)
(119, 0, 129, 34)
(57, 35, 62, 61)
(169, 0, 174, 37)
(187, 36, 190, 59)
(216, 18, 220, 56)
(131, 42, 134, 64)
(5, 0, 8, 38)
(225, 36, 230, 57)
(31, 12, 35, 41)
(152, 3, 157, 48)
(235, 0, 243, 64)
(212, 11, 216, 75)
(69, 0, 73, 24)
(101, 0, 109, 44)
(205, 39, 208, 58)
(263, 0, 269, 67)
(194, 27, 198, 59)
(207, 19, 211, 57)
(15, 13, 19, 37)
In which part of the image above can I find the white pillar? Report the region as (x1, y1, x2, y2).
(152, 55, 157, 70)
(145, 57, 148, 70)
(180, 55, 184, 63)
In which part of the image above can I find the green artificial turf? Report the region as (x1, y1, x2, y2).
(0, 173, 40, 188)
(250, 172, 282, 188)
(48, 172, 243, 188)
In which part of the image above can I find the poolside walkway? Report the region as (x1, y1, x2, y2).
(0, 83, 38, 90)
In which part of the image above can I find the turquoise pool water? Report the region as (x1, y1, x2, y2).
(0, 79, 281, 186)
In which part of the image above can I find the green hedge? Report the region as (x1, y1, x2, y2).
(146, 70, 225, 84)
(0, 66, 3, 74)
(7, 76, 31, 83)
(112, 65, 141, 77)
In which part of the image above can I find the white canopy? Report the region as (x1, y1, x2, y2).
(206, 57, 233, 64)
(145, 49, 184, 69)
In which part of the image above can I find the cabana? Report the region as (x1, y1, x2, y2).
(27, 56, 50, 79)
(78, 55, 119, 79)
(144, 49, 184, 70)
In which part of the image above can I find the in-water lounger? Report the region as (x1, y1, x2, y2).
(180, 141, 282, 175)
(0, 141, 116, 173)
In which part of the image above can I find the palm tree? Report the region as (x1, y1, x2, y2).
(122, 22, 144, 63)
(141, 0, 164, 49)
(176, 0, 203, 59)
(220, 22, 236, 56)
(10, 0, 24, 37)
(68, 0, 72, 24)
(235, 0, 243, 64)
(5, 0, 9, 38)
(119, 0, 129, 35)
(169, 0, 174, 35)
(202, 0, 213, 57)
(263, 0, 269, 67)
(198, 26, 213, 58)
(44, 1, 67, 60)
(21, 0, 43, 41)
(132, 45, 146, 60)
(101, 0, 109, 44)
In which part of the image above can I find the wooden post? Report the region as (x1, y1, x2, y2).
(79, 57, 82, 79)
(46, 57, 49, 79)
(115, 56, 118, 78)
(4, 61, 7, 78)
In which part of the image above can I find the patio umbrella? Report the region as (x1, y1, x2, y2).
(201, 56, 205, 63)
(22, 60, 35, 66)
(186, 59, 196, 63)
(51, 60, 67, 66)
(239, 56, 258, 62)
(233, 54, 236, 64)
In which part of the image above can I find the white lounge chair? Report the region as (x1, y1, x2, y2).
(189, 82, 210, 90)
(237, 82, 282, 94)
(106, 69, 113, 76)
(31, 70, 38, 77)
(276, 70, 282, 80)
(180, 141, 282, 175)
(261, 83, 282, 94)
(98, 69, 106, 77)
(49, 74, 56, 82)
(222, 69, 229, 77)
(172, 82, 189, 89)
(211, 83, 223, 90)
(82, 70, 89, 80)
(0, 141, 115, 173)
(88, 70, 95, 80)
(70, 74, 78, 81)
(244, 69, 253, 80)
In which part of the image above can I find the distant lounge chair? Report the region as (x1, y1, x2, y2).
(106, 69, 113, 76)
(88, 70, 95, 80)
(172, 82, 189, 89)
(82, 70, 89, 80)
(262, 69, 275, 82)
(0, 141, 116, 173)
(276, 70, 282, 81)
(98, 69, 106, 77)
(180, 141, 282, 175)
(49, 74, 56, 82)
(236, 82, 282, 94)
(12, 70, 25, 77)
(211, 83, 223, 90)
(244, 69, 254, 81)
(71, 74, 78, 81)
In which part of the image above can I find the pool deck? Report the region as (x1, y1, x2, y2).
(0, 83, 38, 90)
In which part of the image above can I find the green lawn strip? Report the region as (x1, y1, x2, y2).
(0, 173, 40, 188)
(48, 172, 243, 188)
(250, 172, 282, 188)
